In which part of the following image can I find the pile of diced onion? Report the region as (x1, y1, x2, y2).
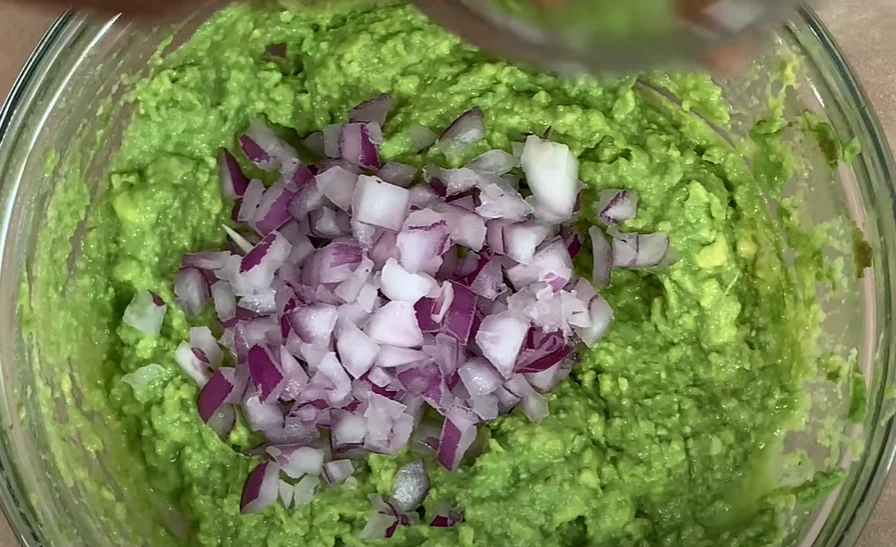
(122, 94, 668, 537)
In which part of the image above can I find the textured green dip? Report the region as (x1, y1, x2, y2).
(22, 2, 854, 546)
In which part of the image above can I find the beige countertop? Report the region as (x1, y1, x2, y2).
(0, 0, 894, 545)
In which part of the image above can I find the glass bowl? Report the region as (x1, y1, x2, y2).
(0, 4, 893, 546)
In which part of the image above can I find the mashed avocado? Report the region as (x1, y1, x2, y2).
(23, 2, 854, 546)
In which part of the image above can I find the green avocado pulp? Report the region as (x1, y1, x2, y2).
(22, 2, 859, 546)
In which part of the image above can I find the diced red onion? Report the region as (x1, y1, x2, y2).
(340, 123, 381, 170)
(352, 175, 410, 232)
(287, 177, 327, 220)
(574, 293, 613, 347)
(316, 240, 363, 283)
(470, 393, 499, 421)
(408, 124, 438, 153)
(279, 479, 294, 509)
(475, 312, 529, 377)
(219, 148, 250, 199)
(349, 94, 395, 126)
(293, 475, 321, 506)
(506, 238, 573, 291)
(247, 345, 285, 403)
(315, 165, 358, 212)
(436, 407, 478, 471)
(174, 267, 209, 316)
(238, 179, 265, 223)
(240, 119, 297, 171)
(324, 124, 343, 158)
(197, 367, 242, 422)
(335, 256, 375, 304)
(466, 257, 505, 300)
(381, 258, 437, 303)
(515, 331, 572, 374)
(429, 504, 463, 528)
(441, 281, 478, 344)
(475, 173, 533, 221)
(211, 281, 237, 323)
(303, 131, 325, 157)
(240, 460, 280, 514)
(322, 459, 355, 485)
(564, 227, 583, 258)
(612, 232, 670, 268)
(466, 149, 518, 175)
(206, 405, 237, 440)
(520, 135, 579, 222)
(288, 303, 338, 348)
(365, 301, 424, 348)
(521, 391, 549, 423)
(459, 356, 503, 396)
(287, 233, 315, 266)
(376, 346, 429, 368)
(123, 289, 166, 336)
(424, 165, 479, 197)
(361, 511, 399, 540)
(332, 408, 368, 451)
(279, 346, 309, 401)
(268, 444, 325, 478)
(190, 326, 223, 366)
(181, 250, 231, 271)
(597, 189, 639, 226)
(408, 184, 440, 209)
(377, 162, 417, 188)
(504, 222, 552, 265)
(310, 206, 351, 238)
(589, 226, 612, 287)
(252, 179, 295, 236)
(397, 212, 450, 274)
(223, 226, 255, 257)
(436, 108, 485, 156)
(336, 318, 380, 378)
(433, 202, 486, 251)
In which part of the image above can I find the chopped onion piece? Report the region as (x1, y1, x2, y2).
(348, 94, 395, 126)
(436, 108, 485, 156)
(612, 232, 670, 268)
(459, 357, 503, 396)
(365, 301, 424, 348)
(408, 124, 438, 152)
(336, 318, 381, 378)
(475, 312, 529, 377)
(589, 226, 612, 287)
(437, 407, 478, 471)
(520, 135, 578, 222)
(293, 475, 321, 506)
(597, 189, 639, 226)
(323, 459, 355, 485)
(521, 391, 549, 423)
(504, 222, 552, 265)
(123, 290, 166, 336)
(240, 461, 280, 514)
(466, 149, 518, 175)
(175, 342, 211, 387)
(317, 166, 358, 212)
(219, 148, 250, 199)
(381, 258, 437, 303)
(174, 268, 209, 316)
(377, 162, 417, 188)
(352, 175, 410, 231)
(475, 174, 533, 221)
(574, 293, 613, 347)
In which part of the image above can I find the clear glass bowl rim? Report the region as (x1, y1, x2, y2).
(0, 5, 893, 547)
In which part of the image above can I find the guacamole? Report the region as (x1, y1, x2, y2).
(22, 2, 855, 546)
